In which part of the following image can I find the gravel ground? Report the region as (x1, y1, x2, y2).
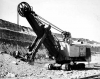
(0, 53, 100, 79)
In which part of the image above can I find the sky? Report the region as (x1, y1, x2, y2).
(0, 0, 100, 42)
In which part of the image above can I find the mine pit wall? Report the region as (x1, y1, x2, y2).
(0, 38, 31, 55)
(0, 19, 34, 34)
(0, 29, 35, 56)
(0, 19, 36, 56)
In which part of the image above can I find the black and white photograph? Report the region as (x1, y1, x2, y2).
(0, 0, 100, 79)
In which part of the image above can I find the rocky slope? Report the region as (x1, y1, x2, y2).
(0, 19, 36, 55)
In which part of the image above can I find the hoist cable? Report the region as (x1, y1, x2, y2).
(38, 15, 64, 32)
(34, 14, 64, 33)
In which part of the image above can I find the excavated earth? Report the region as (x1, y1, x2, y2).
(0, 52, 100, 79)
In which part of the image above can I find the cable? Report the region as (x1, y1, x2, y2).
(34, 14, 64, 33)
(36, 17, 62, 32)
(38, 15, 63, 32)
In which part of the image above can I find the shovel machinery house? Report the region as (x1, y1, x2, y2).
(17, 2, 91, 70)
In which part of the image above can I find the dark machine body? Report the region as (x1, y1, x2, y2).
(17, 2, 91, 70)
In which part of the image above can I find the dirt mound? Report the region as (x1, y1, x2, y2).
(0, 53, 38, 78)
